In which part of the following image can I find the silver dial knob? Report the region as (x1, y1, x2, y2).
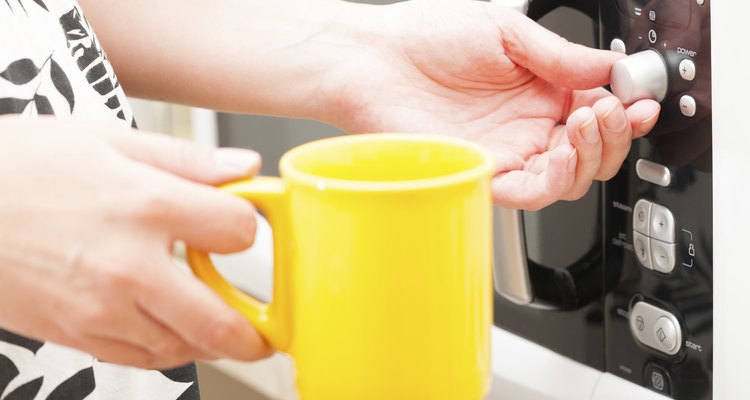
(611, 50, 668, 103)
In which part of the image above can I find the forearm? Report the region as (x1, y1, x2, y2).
(79, 0, 380, 121)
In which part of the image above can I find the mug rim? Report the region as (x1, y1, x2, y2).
(279, 133, 495, 192)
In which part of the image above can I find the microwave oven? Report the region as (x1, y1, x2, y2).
(492, 0, 712, 398)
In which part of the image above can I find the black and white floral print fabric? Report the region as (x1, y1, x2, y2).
(0, 1, 199, 399)
(0, 0, 134, 126)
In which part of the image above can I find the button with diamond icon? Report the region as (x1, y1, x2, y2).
(657, 327, 667, 342)
(654, 316, 678, 353)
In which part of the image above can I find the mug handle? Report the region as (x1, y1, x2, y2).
(186, 177, 292, 352)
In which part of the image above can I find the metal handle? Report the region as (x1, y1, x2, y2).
(493, 207, 533, 305)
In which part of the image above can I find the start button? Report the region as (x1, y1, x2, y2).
(629, 301, 683, 355)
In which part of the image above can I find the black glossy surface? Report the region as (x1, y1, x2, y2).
(601, 0, 712, 398)
(615, 0, 692, 29)
(494, 294, 606, 369)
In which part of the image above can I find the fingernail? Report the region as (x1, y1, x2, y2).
(216, 148, 260, 176)
(579, 112, 599, 144)
(603, 100, 628, 132)
(639, 108, 661, 135)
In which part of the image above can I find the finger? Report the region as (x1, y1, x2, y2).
(592, 99, 659, 180)
(67, 335, 196, 370)
(493, 10, 623, 89)
(137, 255, 273, 362)
(492, 144, 576, 210)
(569, 91, 661, 139)
(85, 300, 217, 362)
(561, 108, 602, 200)
(592, 97, 633, 180)
(565, 88, 612, 119)
(105, 130, 261, 185)
(626, 99, 661, 139)
(125, 163, 258, 253)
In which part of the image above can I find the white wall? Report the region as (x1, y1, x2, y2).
(711, 0, 750, 398)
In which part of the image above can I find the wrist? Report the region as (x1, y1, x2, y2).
(300, 1, 392, 125)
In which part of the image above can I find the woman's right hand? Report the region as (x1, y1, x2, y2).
(0, 117, 272, 369)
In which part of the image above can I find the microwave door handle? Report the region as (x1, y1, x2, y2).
(493, 207, 533, 305)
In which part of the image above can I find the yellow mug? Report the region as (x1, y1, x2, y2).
(187, 133, 494, 400)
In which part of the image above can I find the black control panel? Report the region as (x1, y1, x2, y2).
(601, 0, 712, 398)
(493, 1, 712, 398)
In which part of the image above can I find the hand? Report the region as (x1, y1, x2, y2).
(320, 0, 661, 210)
(0, 117, 271, 369)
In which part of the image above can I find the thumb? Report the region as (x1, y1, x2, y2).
(104, 130, 262, 185)
(492, 7, 623, 89)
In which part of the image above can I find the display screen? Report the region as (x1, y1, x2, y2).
(616, 0, 692, 29)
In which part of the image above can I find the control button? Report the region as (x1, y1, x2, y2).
(679, 59, 696, 81)
(610, 38, 626, 54)
(644, 364, 672, 396)
(651, 239, 676, 273)
(648, 29, 657, 44)
(633, 231, 653, 270)
(650, 204, 675, 243)
(654, 316, 679, 353)
(680, 95, 697, 117)
(633, 199, 651, 235)
(630, 301, 683, 355)
(611, 50, 668, 103)
(636, 159, 671, 187)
